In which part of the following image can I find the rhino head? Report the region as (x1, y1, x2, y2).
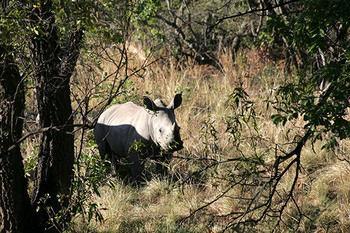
(144, 93, 184, 152)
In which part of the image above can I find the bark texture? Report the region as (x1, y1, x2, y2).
(30, 0, 83, 230)
(0, 46, 39, 232)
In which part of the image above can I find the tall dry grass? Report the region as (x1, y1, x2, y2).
(64, 47, 350, 233)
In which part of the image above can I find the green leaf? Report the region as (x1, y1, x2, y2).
(271, 114, 287, 126)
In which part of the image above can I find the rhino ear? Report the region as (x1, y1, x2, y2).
(168, 93, 182, 110)
(143, 96, 159, 111)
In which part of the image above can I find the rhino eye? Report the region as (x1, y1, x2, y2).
(159, 128, 163, 133)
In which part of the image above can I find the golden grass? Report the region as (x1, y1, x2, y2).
(64, 47, 350, 232)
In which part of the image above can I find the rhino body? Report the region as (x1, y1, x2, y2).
(94, 94, 183, 182)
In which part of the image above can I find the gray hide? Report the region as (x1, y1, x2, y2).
(94, 94, 183, 182)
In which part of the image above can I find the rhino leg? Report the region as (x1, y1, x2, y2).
(94, 124, 109, 159)
(96, 140, 107, 160)
(129, 153, 145, 184)
(96, 140, 119, 175)
(109, 152, 120, 176)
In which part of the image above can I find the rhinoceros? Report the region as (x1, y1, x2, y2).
(94, 94, 183, 182)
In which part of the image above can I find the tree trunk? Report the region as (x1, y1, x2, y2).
(0, 46, 41, 232)
(30, 0, 83, 230)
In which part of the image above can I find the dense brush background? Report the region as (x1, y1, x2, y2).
(3, 0, 349, 232)
(24, 48, 348, 232)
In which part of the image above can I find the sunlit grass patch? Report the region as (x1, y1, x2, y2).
(66, 48, 350, 232)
